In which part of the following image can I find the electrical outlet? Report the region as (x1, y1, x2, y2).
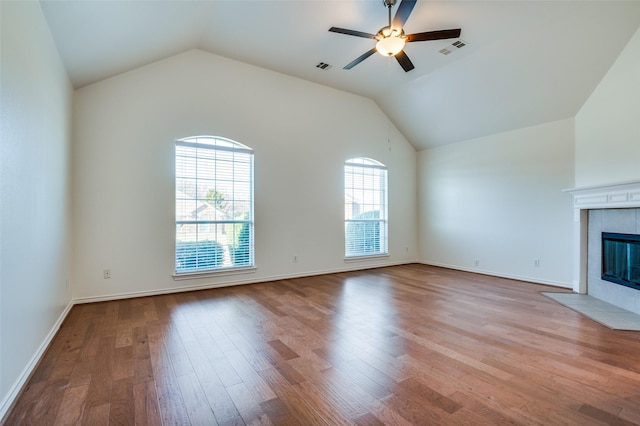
(103, 269, 111, 279)
(293, 255, 297, 263)
(534, 259, 540, 268)
(474, 259, 480, 267)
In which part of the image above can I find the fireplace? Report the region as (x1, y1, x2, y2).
(602, 232, 640, 290)
(564, 181, 640, 315)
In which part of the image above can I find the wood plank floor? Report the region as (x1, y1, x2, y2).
(6, 264, 640, 425)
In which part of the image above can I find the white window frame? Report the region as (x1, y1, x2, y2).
(344, 157, 388, 259)
(174, 136, 254, 277)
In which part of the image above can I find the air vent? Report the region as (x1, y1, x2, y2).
(439, 40, 468, 55)
(316, 62, 333, 70)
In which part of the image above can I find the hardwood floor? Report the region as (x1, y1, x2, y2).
(6, 264, 640, 425)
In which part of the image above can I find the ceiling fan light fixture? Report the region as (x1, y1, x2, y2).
(376, 27, 406, 56)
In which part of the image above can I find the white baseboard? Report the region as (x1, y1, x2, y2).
(73, 259, 417, 304)
(418, 260, 572, 289)
(0, 301, 74, 424)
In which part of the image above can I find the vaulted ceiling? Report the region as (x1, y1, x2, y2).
(40, 0, 640, 150)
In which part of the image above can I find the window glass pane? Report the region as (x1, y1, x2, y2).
(345, 158, 388, 257)
(175, 136, 254, 273)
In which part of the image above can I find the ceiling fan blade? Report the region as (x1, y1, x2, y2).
(395, 50, 415, 72)
(406, 28, 461, 42)
(344, 48, 377, 70)
(329, 27, 376, 39)
(392, 0, 417, 29)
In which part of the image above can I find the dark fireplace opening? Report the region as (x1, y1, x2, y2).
(602, 232, 640, 290)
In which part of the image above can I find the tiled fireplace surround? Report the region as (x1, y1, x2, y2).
(565, 181, 640, 315)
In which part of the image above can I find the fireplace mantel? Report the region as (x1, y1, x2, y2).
(563, 180, 640, 210)
(564, 180, 640, 294)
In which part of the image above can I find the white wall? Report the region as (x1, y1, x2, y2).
(418, 119, 575, 287)
(575, 27, 640, 188)
(0, 0, 73, 417)
(72, 49, 417, 300)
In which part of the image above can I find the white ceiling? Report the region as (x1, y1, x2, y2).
(40, 0, 640, 150)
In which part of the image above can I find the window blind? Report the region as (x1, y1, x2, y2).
(344, 158, 388, 257)
(175, 136, 254, 273)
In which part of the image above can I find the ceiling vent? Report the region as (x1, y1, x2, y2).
(439, 40, 467, 55)
(316, 62, 333, 70)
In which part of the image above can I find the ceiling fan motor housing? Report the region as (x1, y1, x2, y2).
(377, 26, 405, 40)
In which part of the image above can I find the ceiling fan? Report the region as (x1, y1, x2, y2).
(329, 0, 461, 72)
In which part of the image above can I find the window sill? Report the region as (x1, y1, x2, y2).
(173, 266, 256, 281)
(344, 254, 390, 262)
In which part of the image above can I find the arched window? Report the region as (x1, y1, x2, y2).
(344, 157, 388, 258)
(175, 136, 254, 274)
